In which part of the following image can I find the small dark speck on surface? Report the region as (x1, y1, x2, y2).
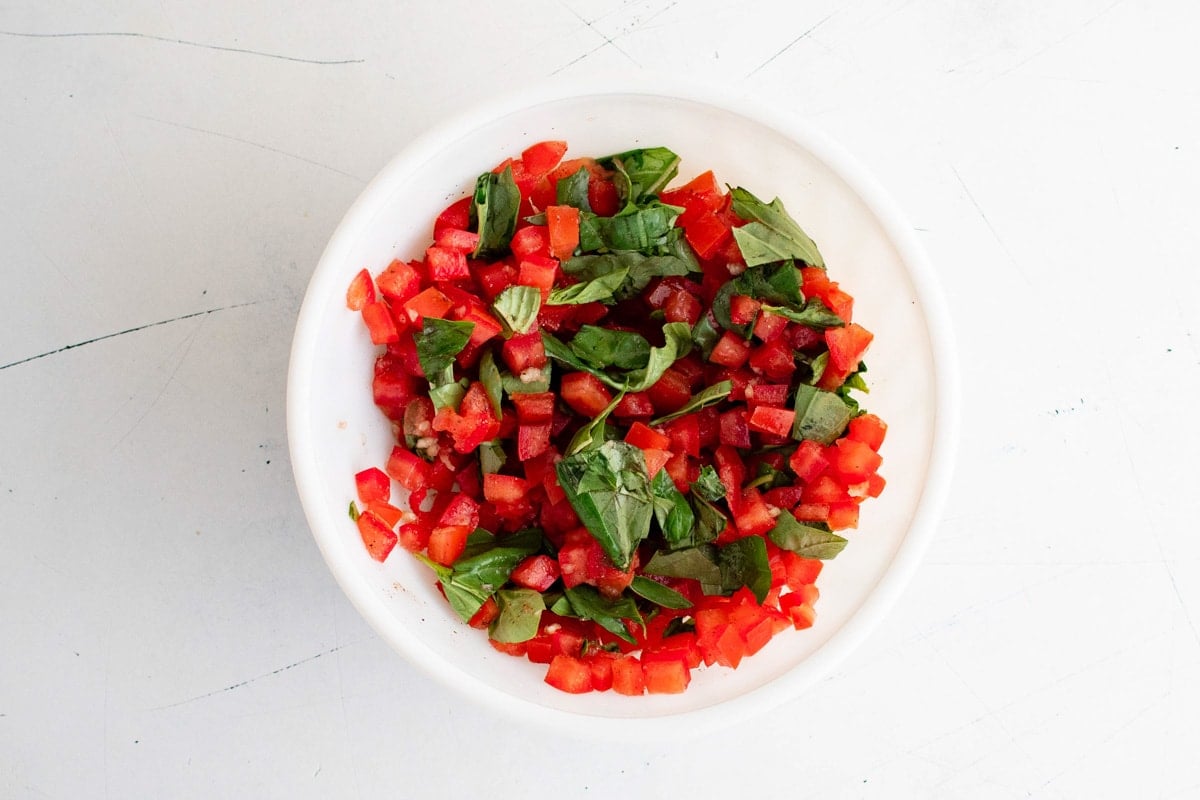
(266, 460, 271, 465)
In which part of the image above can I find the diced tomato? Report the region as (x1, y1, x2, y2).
(433, 197, 471, 237)
(642, 657, 691, 694)
(510, 225, 551, 260)
(832, 438, 883, 482)
(402, 286, 453, 324)
(367, 501, 405, 528)
(788, 602, 817, 630)
(557, 529, 637, 598)
(645, 368, 693, 414)
(346, 268, 376, 311)
(475, 262, 516, 300)
(734, 488, 775, 537)
(867, 473, 887, 498)
(483, 473, 528, 504)
(828, 502, 860, 530)
(433, 227, 480, 254)
(848, 413, 888, 451)
(801, 474, 850, 505)
(500, 331, 547, 375)
(625, 421, 672, 451)
(714, 446, 746, 514)
(793, 502, 830, 522)
(685, 212, 732, 260)
(468, 597, 499, 629)
(745, 382, 789, 409)
(546, 205, 580, 261)
(611, 656, 645, 696)
(788, 440, 830, 482)
(544, 655, 593, 693)
(781, 552, 823, 587)
(521, 140, 568, 178)
(385, 446, 430, 493)
(437, 494, 480, 528)
(510, 392, 554, 424)
(718, 407, 751, 448)
(561, 372, 614, 417)
(788, 323, 826, 352)
(763, 485, 804, 509)
(517, 422, 552, 460)
(354, 467, 390, 506)
(588, 178, 620, 216)
(518, 255, 558, 299)
(748, 339, 796, 381)
(747, 405, 796, 438)
(662, 415, 701, 457)
(664, 289, 702, 325)
(361, 301, 400, 344)
(425, 246, 470, 282)
(428, 524, 470, 566)
(641, 448, 672, 479)
(826, 323, 874, 372)
(510, 554, 561, 592)
(753, 310, 789, 342)
(709, 331, 751, 368)
(585, 652, 616, 692)
(356, 511, 397, 562)
(613, 392, 654, 418)
(397, 521, 431, 553)
(729, 295, 761, 325)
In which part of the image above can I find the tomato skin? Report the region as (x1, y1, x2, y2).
(346, 268, 376, 311)
(402, 287, 453, 324)
(645, 368, 693, 414)
(709, 331, 751, 368)
(434, 197, 471, 237)
(385, 446, 430, 493)
(425, 246, 470, 282)
(428, 524, 470, 566)
(848, 413, 888, 451)
(664, 289, 702, 325)
(510, 225, 551, 260)
(544, 655, 594, 693)
(510, 554, 561, 592)
(826, 323, 874, 372)
(361, 301, 400, 345)
(561, 372, 614, 417)
(642, 657, 691, 694)
(587, 178, 620, 216)
(356, 511, 398, 562)
(662, 415, 701, 457)
(788, 440, 830, 483)
(546, 205, 580, 261)
(483, 474, 529, 504)
(747, 405, 796, 438)
(684, 212, 732, 260)
(718, 407, 751, 448)
(510, 391, 555, 424)
(611, 656, 645, 695)
(624, 421, 672, 451)
(831, 438, 883, 482)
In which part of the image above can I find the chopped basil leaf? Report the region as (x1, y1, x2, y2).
(565, 391, 624, 456)
(620, 322, 692, 392)
(761, 298, 844, 329)
(428, 371, 467, 412)
(479, 350, 503, 418)
(629, 576, 693, 610)
(793, 383, 853, 444)
(729, 186, 825, 268)
(643, 546, 723, 595)
(561, 251, 693, 302)
(545, 268, 630, 306)
(348, 501, 360, 521)
(690, 464, 726, 503)
(489, 588, 545, 643)
(555, 440, 655, 569)
(662, 616, 696, 638)
(501, 361, 551, 394)
(650, 380, 732, 425)
(562, 585, 642, 644)
(691, 310, 722, 358)
(768, 511, 849, 559)
(717, 536, 772, 603)
(414, 529, 541, 623)
(492, 285, 541, 335)
(416, 318, 474, 378)
(479, 439, 506, 475)
(650, 469, 696, 549)
(571, 326, 651, 371)
(692, 495, 727, 546)
(578, 202, 681, 254)
(598, 147, 681, 206)
(806, 351, 829, 385)
(471, 166, 521, 259)
(548, 592, 574, 617)
(556, 166, 592, 211)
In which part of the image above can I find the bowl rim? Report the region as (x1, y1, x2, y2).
(287, 75, 960, 738)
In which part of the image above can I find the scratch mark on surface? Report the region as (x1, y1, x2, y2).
(114, 318, 205, 447)
(0, 29, 363, 65)
(549, 40, 610, 75)
(949, 163, 1032, 288)
(1038, 691, 1167, 791)
(152, 644, 351, 710)
(987, 0, 1126, 83)
(134, 113, 362, 181)
(745, 12, 836, 78)
(134, 114, 363, 181)
(0, 301, 262, 372)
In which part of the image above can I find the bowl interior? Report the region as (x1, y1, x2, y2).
(289, 89, 950, 728)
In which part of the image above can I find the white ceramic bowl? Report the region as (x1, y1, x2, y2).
(288, 79, 958, 737)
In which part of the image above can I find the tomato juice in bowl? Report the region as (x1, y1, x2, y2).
(287, 80, 958, 736)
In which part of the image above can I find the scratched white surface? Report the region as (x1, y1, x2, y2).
(3, 1, 1199, 797)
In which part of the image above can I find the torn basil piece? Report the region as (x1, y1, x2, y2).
(768, 511, 849, 560)
(792, 383, 853, 445)
(471, 166, 521, 259)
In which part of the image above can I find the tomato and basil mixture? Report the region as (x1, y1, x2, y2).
(345, 141, 887, 695)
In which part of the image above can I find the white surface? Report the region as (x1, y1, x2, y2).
(2, 1, 1198, 797)
(289, 82, 957, 732)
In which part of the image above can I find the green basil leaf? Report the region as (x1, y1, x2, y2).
(472, 166, 521, 259)
(541, 331, 603, 377)
(556, 167, 592, 211)
(690, 464, 726, 503)
(570, 326, 651, 371)
(642, 545, 723, 595)
(764, 261, 805, 306)
(729, 186, 824, 268)
(548, 592, 574, 617)
(501, 361, 551, 394)
(842, 366, 870, 394)
(546, 268, 629, 306)
(577, 202, 682, 254)
(692, 496, 727, 546)
(348, 501, 360, 521)
(565, 391, 624, 456)
(555, 440, 655, 569)
(649, 380, 732, 425)
(598, 147, 681, 205)
(691, 311, 722, 358)
(479, 350, 503, 418)
(793, 383, 853, 445)
(718, 537, 772, 603)
(416, 318, 474, 378)
(493, 285, 541, 335)
(563, 585, 642, 644)
(620, 322, 693, 392)
(629, 576, 693, 610)
(414, 552, 491, 623)
(650, 469, 696, 549)
(489, 588, 545, 643)
(768, 511, 849, 559)
(806, 351, 829, 386)
(561, 251, 693, 302)
(428, 372, 467, 413)
(659, 227, 702, 273)
(761, 298, 844, 330)
(662, 616, 696, 638)
(479, 439, 506, 475)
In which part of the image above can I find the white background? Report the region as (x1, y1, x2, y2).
(3, 1, 1199, 797)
